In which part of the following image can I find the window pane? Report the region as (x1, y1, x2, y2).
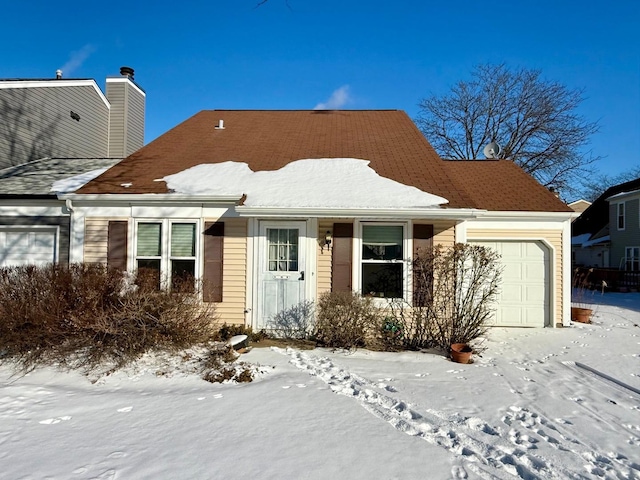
(137, 259, 161, 290)
(267, 228, 299, 272)
(171, 259, 195, 291)
(171, 223, 195, 257)
(137, 223, 161, 256)
(363, 225, 403, 260)
(362, 263, 403, 298)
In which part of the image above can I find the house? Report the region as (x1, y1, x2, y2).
(606, 184, 640, 271)
(0, 66, 145, 168)
(568, 199, 591, 216)
(0, 157, 120, 267)
(0, 67, 145, 267)
(572, 178, 640, 270)
(63, 110, 573, 328)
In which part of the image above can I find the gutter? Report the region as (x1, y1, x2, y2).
(57, 193, 245, 204)
(235, 206, 486, 219)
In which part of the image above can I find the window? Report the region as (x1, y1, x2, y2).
(360, 224, 405, 298)
(618, 202, 625, 230)
(135, 221, 197, 289)
(267, 228, 299, 272)
(625, 247, 639, 271)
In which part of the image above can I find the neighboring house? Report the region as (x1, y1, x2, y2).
(64, 110, 573, 328)
(0, 157, 121, 267)
(0, 66, 145, 267)
(607, 185, 640, 271)
(0, 66, 145, 168)
(572, 178, 640, 269)
(568, 199, 591, 217)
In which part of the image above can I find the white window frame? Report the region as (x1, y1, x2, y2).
(625, 246, 639, 272)
(618, 202, 625, 230)
(133, 219, 200, 289)
(356, 221, 410, 302)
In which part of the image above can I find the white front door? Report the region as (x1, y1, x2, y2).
(257, 221, 307, 329)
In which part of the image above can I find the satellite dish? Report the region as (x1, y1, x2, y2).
(483, 142, 501, 159)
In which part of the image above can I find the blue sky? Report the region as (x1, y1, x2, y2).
(2, 0, 638, 189)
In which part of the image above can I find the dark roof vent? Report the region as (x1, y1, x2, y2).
(120, 66, 134, 79)
(56, 69, 63, 79)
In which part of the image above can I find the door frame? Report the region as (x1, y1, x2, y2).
(248, 218, 317, 330)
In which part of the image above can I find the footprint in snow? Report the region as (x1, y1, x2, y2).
(451, 465, 468, 478)
(39, 416, 72, 425)
(117, 406, 133, 413)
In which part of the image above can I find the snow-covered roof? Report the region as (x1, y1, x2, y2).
(0, 158, 121, 196)
(163, 158, 448, 209)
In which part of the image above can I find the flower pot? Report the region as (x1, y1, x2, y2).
(571, 307, 592, 324)
(450, 343, 473, 364)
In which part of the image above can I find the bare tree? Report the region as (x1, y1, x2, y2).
(580, 165, 640, 202)
(416, 64, 600, 195)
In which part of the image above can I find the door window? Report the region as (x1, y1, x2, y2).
(267, 228, 299, 272)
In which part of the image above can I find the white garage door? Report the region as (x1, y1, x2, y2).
(470, 240, 550, 327)
(0, 228, 57, 267)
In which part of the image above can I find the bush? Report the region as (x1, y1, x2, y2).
(216, 324, 267, 344)
(414, 243, 502, 350)
(0, 263, 218, 372)
(267, 300, 315, 339)
(200, 343, 254, 383)
(314, 291, 379, 349)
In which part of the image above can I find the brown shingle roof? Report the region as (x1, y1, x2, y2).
(78, 110, 570, 212)
(443, 160, 572, 212)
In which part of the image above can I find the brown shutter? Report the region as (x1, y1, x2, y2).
(203, 222, 224, 302)
(413, 224, 434, 307)
(107, 221, 128, 271)
(332, 223, 353, 292)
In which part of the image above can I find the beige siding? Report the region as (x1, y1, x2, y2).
(0, 84, 109, 166)
(214, 218, 247, 325)
(421, 220, 456, 247)
(317, 219, 338, 297)
(466, 228, 564, 326)
(84, 218, 116, 264)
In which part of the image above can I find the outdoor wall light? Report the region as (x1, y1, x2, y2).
(323, 230, 332, 252)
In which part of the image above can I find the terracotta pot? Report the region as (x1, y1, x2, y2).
(571, 307, 592, 324)
(450, 343, 473, 364)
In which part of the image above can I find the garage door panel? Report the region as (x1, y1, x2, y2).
(502, 284, 524, 302)
(503, 264, 523, 281)
(470, 240, 549, 327)
(0, 229, 57, 267)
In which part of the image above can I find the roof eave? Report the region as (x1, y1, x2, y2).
(235, 206, 485, 219)
(58, 193, 245, 204)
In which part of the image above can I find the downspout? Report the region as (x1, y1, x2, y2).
(65, 199, 74, 265)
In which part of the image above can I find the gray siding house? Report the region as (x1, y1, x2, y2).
(608, 189, 640, 271)
(0, 67, 145, 168)
(0, 67, 145, 267)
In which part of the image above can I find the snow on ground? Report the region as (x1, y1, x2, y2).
(2, 293, 640, 479)
(162, 158, 448, 208)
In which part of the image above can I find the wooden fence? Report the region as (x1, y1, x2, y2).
(576, 267, 640, 291)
